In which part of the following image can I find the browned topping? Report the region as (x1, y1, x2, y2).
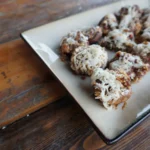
(95, 89, 101, 97)
(129, 34, 134, 40)
(61, 44, 70, 54)
(143, 41, 148, 45)
(120, 7, 128, 16)
(105, 90, 108, 96)
(134, 22, 142, 35)
(108, 86, 112, 92)
(122, 102, 127, 109)
(86, 27, 102, 44)
(89, 32, 102, 44)
(124, 29, 130, 32)
(96, 79, 102, 84)
(102, 90, 131, 109)
(134, 59, 138, 63)
(116, 51, 121, 57)
(116, 73, 131, 88)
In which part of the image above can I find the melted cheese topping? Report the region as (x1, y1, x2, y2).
(134, 42, 150, 58)
(71, 45, 108, 75)
(142, 27, 150, 40)
(61, 26, 102, 46)
(61, 31, 88, 45)
(142, 8, 150, 28)
(84, 26, 101, 36)
(119, 5, 142, 29)
(101, 14, 118, 29)
(109, 52, 147, 80)
(107, 14, 118, 28)
(144, 15, 150, 29)
(119, 5, 141, 18)
(103, 28, 134, 50)
(129, 6, 141, 17)
(91, 68, 130, 109)
(119, 14, 132, 28)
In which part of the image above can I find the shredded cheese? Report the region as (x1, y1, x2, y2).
(134, 42, 150, 58)
(101, 14, 118, 29)
(91, 68, 130, 109)
(109, 51, 148, 80)
(102, 28, 134, 50)
(119, 5, 142, 29)
(142, 27, 150, 40)
(71, 45, 108, 75)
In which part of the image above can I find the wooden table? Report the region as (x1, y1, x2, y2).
(0, 0, 149, 149)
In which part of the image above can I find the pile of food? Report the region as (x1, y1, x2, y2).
(60, 5, 150, 110)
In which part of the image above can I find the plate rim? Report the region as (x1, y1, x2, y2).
(20, 33, 150, 144)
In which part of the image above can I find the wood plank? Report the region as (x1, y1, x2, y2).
(0, 1, 149, 149)
(0, 39, 67, 128)
(0, 96, 149, 150)
(0, 0, 119, 43)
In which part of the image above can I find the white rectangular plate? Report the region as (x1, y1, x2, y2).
(21, 0, 150, 144)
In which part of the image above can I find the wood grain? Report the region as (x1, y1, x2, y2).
(0, 39, 66, 128)
(0, 96, 149, 150)
(0, 0, 149, 149)
(0, 0, 119, 43)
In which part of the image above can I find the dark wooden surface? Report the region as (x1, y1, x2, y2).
(0, 0, 149, 149)
(0, 39, 66, 128)
(0, 96, 149, 150)
(0, 0, 119, 44)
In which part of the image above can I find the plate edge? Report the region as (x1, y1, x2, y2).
(20, 33, 150, 145)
